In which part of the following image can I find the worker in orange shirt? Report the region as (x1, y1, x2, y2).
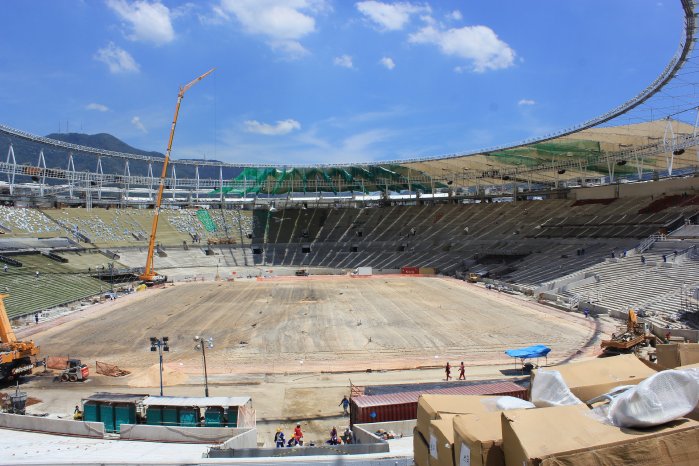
(293, 423, 304, 446)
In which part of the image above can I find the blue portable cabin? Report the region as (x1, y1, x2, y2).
(81, 393, 148, 433)
(141, 396, 254, 428)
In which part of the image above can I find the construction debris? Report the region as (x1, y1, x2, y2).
(96, 361, 130, 377)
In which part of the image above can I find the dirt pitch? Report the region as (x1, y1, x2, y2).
(33, 276, 595, 381)
(19, 275, 602, 444)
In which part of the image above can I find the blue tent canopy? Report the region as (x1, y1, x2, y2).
(505, 345, 551, 359)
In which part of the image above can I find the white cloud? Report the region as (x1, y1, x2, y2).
(219, 0, 325, 57)
(86, 103, 109, 112)
(518, 99, 536, 106)
(409, 24, 515, 73)
(244, 119, 301, 135)
(380, 56, 395, 69)
(94, 43, 140, 74)
(448, 10, 462, 21)
(334, 55, 354, 69)
(106, 0, 175, 45)
(356, 1, 430, 31)
(131, 116, 147, 133)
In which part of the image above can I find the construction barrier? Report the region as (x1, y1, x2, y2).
(46, 356, 69, 370)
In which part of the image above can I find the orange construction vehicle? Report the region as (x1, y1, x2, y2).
(0, 294, 40, 382)
(139, 68, 215, 286)
(600, 309, 657, 355)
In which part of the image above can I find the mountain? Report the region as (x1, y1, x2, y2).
(1, 132, 240, 181)
(46, 133, 165, 159)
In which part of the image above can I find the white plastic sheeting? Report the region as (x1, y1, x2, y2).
(594, 369, 699, 428)
(529, 370, 583, 408)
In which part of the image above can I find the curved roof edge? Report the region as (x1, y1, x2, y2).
(0, 0, 696, 169)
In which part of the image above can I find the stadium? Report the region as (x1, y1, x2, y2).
(2, 1, 699, 464)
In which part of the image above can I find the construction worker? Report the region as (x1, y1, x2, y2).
(339, 395, 350, 416)
(445, 362, 452, 381)
(274, 428, 285, 448)
(293, 423, 304, 446)
(329, 426, 338, 445)
(458, 362, 466, 380)
(34, 313, 39, 324)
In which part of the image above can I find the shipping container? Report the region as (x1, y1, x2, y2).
(418, 267, 437, 275)
(350, 381, 527, 425)
(400, 266, 419, 274)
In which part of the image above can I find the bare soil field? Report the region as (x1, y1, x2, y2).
(31, 276, 595, 380)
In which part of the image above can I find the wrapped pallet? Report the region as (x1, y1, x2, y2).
(530, 354, 656, 403)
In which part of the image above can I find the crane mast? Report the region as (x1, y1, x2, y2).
(139, 68, 215, 284)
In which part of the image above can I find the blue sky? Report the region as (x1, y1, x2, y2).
(0, 1, 681, 165)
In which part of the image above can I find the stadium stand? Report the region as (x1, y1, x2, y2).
(0, 253, 107, 319)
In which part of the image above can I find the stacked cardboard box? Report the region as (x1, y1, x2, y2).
(415, 395, 498, 466)
(414, 355, 699, 466)
(657, 343, 699, 369)
(501, 405, 699, 465)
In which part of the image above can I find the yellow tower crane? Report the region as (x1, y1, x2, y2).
(139, 68, 215, 285)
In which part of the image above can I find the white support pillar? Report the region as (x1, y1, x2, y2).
(37, 149, 47, 197)
(147, 162, 155, 202)
(171, 164, 177, 201)
(664, 118, 676, 176)
(123, 159, 131, 202)
(6, 144, 16, 196)
(195, 165, 200, 203)
(606, 157, 615, 184)
(96, 157, 104, 200)
(67, 152, 76, 198)
(219, 165, 224, 204)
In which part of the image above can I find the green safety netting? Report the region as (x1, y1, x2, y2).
(203, 140, 612, 196)
(196, 209, 217, 232)
(207, 164, 439, 196)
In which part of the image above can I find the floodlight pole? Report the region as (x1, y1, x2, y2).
(194, 336, 212, 397)
(150, 337, 170, 396)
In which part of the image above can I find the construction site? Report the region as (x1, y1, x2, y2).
(3, 1, 699, 464)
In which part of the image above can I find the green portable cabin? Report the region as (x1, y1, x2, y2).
(204, 407, 224, 427)
(82, 401, 100, 423)
(100, 404, 115, 432)
(82, 393, 148, 433)
(142, 396, 253, 428)
(179, 407, 199, 426)
(161, 406, 179, 426)
(227, 407, 239, 427)
(114, 404, 137, 432)
(146, 406, 162, 425)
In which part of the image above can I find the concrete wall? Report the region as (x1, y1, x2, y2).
(207, 443, 390, 458)
(353, 420, 416, 445)
(650, 326, 699, 343)
(220, 428, 258, 449)
(0, 413, 104, 438)
(119, 424, 253, 444)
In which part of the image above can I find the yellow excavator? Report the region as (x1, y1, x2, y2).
(139, 68, 215, 286)
(0, 294, 40, 382)
(600, 309, 657, 355)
